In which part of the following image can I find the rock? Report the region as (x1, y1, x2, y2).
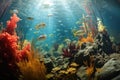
(96, 58, 120, 80)
(61, 62, 69, 69)
(74, 45, 97, 65)
(110, 53, 120, 60)
(76, 66, 88, 80)
(74, 50, 84, 65)
(94, 54, 110, 68)
(45, 59, 54, 73)
(95, 32, 113, 54)
(111, 75, 120, 80)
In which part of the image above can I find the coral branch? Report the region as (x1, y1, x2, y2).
(6, 13, 20, 35)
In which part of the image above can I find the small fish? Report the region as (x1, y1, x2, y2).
(73, 30, 85, 37)
(42, 1, 53, 8)
(34, 31, 39, 34)
(64, 30, 68, 32)
(27, 17, 34, 20)
(10, 9, 18, 14)
(35, 22, 46, 30)
(38, 34, 47, 40)
(45, 44, 49, 47)
(58, 20, 62, 23)
(29, 28, 33, 31)
(47, 13, 53, 17)
(49, 34, 54, 37)
(60, 24, 63, 26)
(56, 29, 60, 31)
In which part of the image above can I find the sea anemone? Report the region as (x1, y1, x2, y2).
(62, 42, 80, 58)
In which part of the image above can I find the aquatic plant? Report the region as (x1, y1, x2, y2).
(18, 42, 46, 80)
(62, 42, 80, 58)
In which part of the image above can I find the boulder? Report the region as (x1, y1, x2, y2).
(96, 58, 120, 80)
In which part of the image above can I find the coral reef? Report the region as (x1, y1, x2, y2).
(43, 17, 120, 80)
(0, 11, 120, 80)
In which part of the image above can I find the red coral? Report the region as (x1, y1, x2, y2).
(0, 12, 32, 80)
(18, 43, 31, 61)
(0, 13, 30, 63)
(0, 32, 18, 63)
(6, 13, 20, 35)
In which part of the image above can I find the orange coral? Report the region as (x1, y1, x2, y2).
(78, 32, 94, 46)
(83, 56, 97, 80)
(18, 45, 46, 80)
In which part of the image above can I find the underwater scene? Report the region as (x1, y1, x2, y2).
(0, 0, 120, 80)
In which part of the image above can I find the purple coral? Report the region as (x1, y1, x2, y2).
(62, 42, 80, 57)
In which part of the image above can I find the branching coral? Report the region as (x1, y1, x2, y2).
(0, 13, 21, 63)
(0, 13, 22, 80)
(78, 32, 94, 46)
(18, 45, 46, 80)
(0, 13, 41, 80)
(83, 56, 95, 80)
(6, 13, 20, 35)
(83, 55, 101, 80)
(0, 32, 18, 63)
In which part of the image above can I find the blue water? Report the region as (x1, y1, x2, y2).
(0, 0, 120, 51)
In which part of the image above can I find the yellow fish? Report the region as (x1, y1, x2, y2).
(35, 22, 46, 30)
(73, 30, 85, 37)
